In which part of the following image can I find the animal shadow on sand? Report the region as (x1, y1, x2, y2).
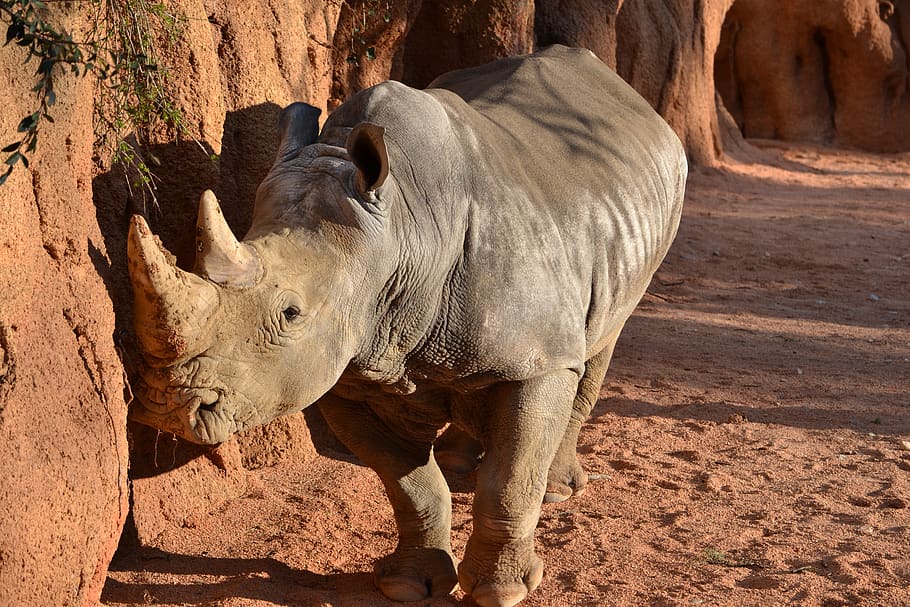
(101, 547, 374, 606)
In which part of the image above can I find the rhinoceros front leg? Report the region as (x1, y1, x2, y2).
(458, 369, 577, 607)
(318, 394, 457, 601)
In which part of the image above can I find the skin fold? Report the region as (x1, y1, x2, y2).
(127, 45, 687, 607)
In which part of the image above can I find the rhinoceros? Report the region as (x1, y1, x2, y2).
(127, 45, 686, 607)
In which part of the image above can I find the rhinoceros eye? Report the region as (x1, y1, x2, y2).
(282, 306, 301, 322)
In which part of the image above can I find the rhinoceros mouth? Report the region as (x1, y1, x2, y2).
(132, 381, 238, 445)
(139, 381, 221, 414)
(190, 397, 234, 444)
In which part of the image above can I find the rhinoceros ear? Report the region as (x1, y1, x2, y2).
(277, 102, 321, 161)
(347, 122, 389, 194)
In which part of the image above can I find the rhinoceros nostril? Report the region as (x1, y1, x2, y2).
(198, 389, 220, 412)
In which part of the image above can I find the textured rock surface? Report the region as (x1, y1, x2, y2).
(716, 0, 910, 151)
(0, 11, 129, 606)
(331, 0, 423, 106)
(126, 414, 314, 546)
(401, 0, 535, 88)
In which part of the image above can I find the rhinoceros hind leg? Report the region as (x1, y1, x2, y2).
(459, 370, 576, 607)
(318, 394, 457, 601)
(434, 424, 484, 473)
(544, 332, 620, 503)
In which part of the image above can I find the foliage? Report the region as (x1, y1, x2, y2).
(703, 547, 729, 565)
(345, 0, 391, 66)
(0, 0, 89, 185)
(0, 0, 196, 202)
(702, 547, 764, 568)
(89, 0, 191, 202)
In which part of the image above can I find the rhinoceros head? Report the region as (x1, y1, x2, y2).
(127, 103, 392, 444)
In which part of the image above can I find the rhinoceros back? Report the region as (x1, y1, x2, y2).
(420, 46, 686, 376)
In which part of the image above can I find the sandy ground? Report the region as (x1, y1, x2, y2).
(102, 143, 910, 607)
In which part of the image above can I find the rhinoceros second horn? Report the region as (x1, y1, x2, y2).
(276, 102, 321, 161)
(193, 190, 261, 287)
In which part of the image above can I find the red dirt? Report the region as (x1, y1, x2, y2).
(102, 142, 910, 606)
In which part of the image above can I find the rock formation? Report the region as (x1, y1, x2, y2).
(401, 0, 535, 88)
(0, 9, 128, 604)
(716, 0, 910, 152)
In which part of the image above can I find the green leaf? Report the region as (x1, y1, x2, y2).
(0, 167, 11, 186)
(1, 142, 20, 153)
(6, 23, 25, 45)
(37, 58, 53, 76)
(16, 113, 38, 133)
(5, 152, 22, 166)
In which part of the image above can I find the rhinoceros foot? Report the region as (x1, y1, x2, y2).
(544, 452, 589, 503)
(373, 546, 458, 601)
(458, 538, 544, 607)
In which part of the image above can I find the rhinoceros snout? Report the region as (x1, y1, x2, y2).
(129, 363, 237, 444)
(130, 390, 235, 445)
(139, 381, 220, 413)
(188, 396, 235, 445)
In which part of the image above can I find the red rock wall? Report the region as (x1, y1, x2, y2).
(401, 0, 535, 88)
(0, 10, 128, 606)
(716, 0, 910, 152)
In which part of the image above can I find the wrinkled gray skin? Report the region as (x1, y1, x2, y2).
(128, 46, 687, 607)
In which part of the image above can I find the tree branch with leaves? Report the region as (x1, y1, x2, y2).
(0, 0, 198, 203)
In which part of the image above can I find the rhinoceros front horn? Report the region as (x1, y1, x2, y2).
(127, 215, 219, 366)
(193, 190, 261, 287)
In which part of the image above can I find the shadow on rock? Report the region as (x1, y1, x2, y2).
(90, 101, 287, 466)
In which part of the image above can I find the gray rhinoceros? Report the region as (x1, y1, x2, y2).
(127, 45, 686, 607)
